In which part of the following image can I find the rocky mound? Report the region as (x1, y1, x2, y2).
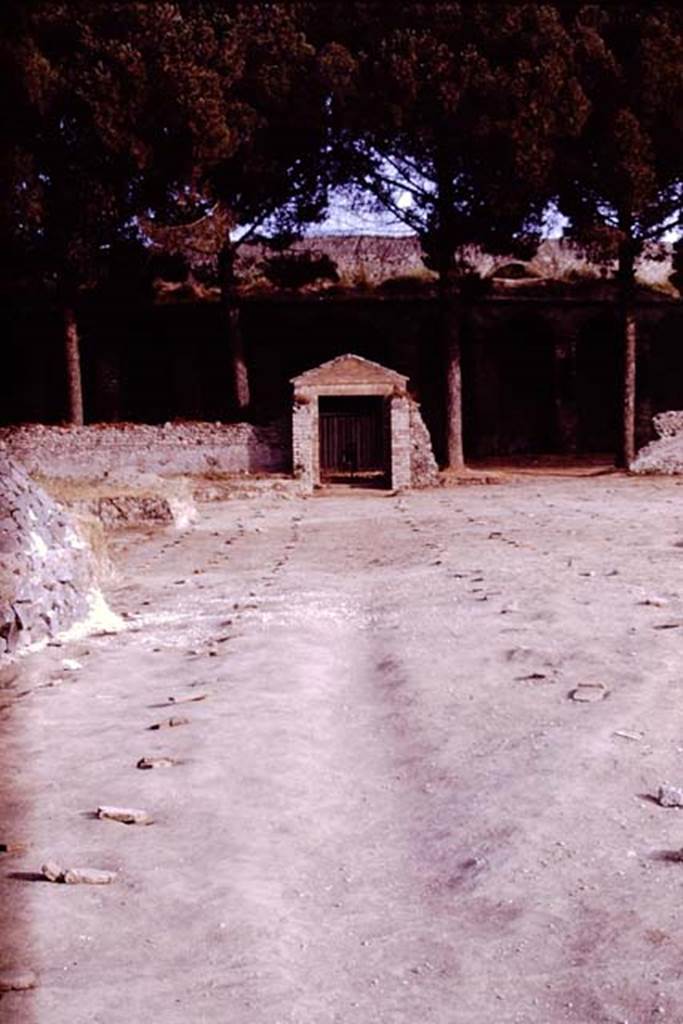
(0, 452, 106, 655)
(632, 411, 683, 474)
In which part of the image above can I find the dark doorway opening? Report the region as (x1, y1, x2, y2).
(319, 396, 389, 486)
(496, 320, 557, 455)
(576, 316, 620, 455)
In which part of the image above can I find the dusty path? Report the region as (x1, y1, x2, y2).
(3, 477, 683, 1023)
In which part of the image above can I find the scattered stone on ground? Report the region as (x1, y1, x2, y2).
(96, 806, 152, 825)
(0, 840, 26, 856)
(147, 716, 190, 730)
(658, 785, 683, 808)
(41, 861, 116, 885)
(7, 478, 683, 1023)
(40, 860, 63, 882)
(166, 692, 208, 705)
(569, 682, 609, 703)
(0, 970, 37, 993)
(640, 596, 669, 608)
(136, 756, 176, 770)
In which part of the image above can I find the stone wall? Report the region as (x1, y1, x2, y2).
(408, 399, 440, 487)
(0, 420, 291, 481)
(4, 293, 683, 463)
(390, 397, 412, 491)
(291, 397, 317, 490)
(0, 453, 101, 655)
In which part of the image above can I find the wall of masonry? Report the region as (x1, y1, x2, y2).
(0, 451, 97, 655)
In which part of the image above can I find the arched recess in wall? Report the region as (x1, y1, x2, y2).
(575, 313, 620, 455)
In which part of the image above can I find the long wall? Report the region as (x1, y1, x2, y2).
(0, 421, 291, 480)
(2, 294, 682, 461)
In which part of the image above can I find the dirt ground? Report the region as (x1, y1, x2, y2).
(4, 474, 683, 1024)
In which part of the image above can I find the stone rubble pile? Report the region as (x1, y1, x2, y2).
(632, 411, 683, 474)
(0, 450, 99, 655)
(64, 473, 198, 529)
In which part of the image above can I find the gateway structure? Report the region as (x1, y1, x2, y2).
(291, 354, 437, 491)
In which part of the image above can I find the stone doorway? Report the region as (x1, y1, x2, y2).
(319, 395, 389, 487)
(291, 354, 415, 492)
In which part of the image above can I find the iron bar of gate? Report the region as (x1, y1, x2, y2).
(320, 411, 384, 474)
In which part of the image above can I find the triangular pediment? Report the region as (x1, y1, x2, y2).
(291, 353, 408, 388)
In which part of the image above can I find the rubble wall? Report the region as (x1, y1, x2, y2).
(0, 420, 291, 481)
(408, 399, 440, 487)
(0, 453, 98, 655)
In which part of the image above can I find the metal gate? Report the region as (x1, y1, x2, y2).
(319, 396, 388, 484)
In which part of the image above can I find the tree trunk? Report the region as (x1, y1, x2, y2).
(433, 145, 465, 472)
(441, 274, 465, 471)
(618, 238, 637, 469)
(227, 302, 250, 413)
(219, 243, 250, 414)
(63, 304, 84, 426)
(621, 305, 637, 468)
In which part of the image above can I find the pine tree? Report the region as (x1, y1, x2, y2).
(0, 2, 150, 424)
(313, 1, 588, 468)
(557, 3, 683, 466)
(128, 1, 330, 414)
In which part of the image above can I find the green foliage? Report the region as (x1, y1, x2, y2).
(557, 4, 683, 277)
(0, 2, 152, 296)
(0, 1, 333, 301)
(2, 0, 682, 305)
(310, 1, 589, 281)
(129, 2, 331, 247)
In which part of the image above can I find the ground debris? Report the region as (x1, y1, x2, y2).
(0, 969, 37, 992)
(96, 805, 152, 825)
(147, 716, 189, 730)
(658, 784, 683, 808)
(613, 729, 643, 742)
(137, 756, 176, 770)
(41, 860, 116, 884)
(0, 839, 27, 856)
(569, 682, 608, 703)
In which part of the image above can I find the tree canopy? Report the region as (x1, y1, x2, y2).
(312, 3, 588, 266)
(309, 1, 590, 465)
(1, 0, 682, 458)
(555, 3, 683, 462)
